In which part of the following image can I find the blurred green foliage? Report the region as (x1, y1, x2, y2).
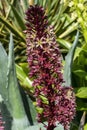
(0, 0, 87, 130)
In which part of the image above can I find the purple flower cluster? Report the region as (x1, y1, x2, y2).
(25, 5, 76, 130)
(0, 113, 4, 130)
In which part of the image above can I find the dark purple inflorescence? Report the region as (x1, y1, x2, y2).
(25, 5, 76, 130)
(0, 112, 4, 130)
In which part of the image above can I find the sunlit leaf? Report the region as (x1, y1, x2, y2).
(57, 38, 71, 49)
(0, 16, 25, 42)
(16, 64, 32, 90)
(76, 87, 87, 98)
(84, 123, 87, 130)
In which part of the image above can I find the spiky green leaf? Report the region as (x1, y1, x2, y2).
(64, 31, 79, 86)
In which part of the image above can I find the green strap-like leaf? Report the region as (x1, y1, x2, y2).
(0, 16, 25, 42)
(57, 38, 71, 50)
(64, 31, 79, 86)
(16, 64, 32, 90)
(0, 43, 8, 101)
(21, 0, 29, 11)
(7, 34, 29, 130)
(10, 5, 26, 31)
(0, 42, 12, 130)
(59, 23, 78, 38)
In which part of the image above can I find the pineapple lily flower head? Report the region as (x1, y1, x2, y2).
(25, 5, 76, 130)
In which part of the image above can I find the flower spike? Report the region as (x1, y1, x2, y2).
(25, 5, 76, 130)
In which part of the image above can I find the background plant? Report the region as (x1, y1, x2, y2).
(0, 0, 87, 130)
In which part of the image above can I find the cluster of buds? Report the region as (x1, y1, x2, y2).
(0, 112, 4, 130)
(25, 5, 76, 130)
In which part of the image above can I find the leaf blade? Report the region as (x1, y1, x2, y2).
(63, 31, 79, 86)
(10, 5, 26, 30)
(7, 34, 29, 129)
(0, 16, 25, 42)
